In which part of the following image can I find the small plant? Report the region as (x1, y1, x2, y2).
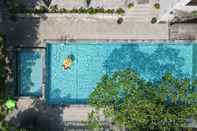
(154, 3, 160, 9)
(70, 8, 79, 13)
(128, 2, 134, 8)
(49, 4, 58, 13)
(6, 1, 126, 15)
(151, 17, 157, 24)
(87, 7, 96, 14)
(105, 9, 114, 14)
(34, 5, 48, 13)
(79, 7, 87, 13)
(116, 8, 125, 15)
(192, 11, 197, 16)
(96, 7, 105, 13)
(117, 17, 123, 24)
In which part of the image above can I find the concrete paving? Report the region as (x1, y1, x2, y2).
(3, 14, 168, 48)
(5, 97, 109, 130)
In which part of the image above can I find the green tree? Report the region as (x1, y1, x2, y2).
(89, 69, 197, 131)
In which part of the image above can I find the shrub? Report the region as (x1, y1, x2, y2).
(154, 3, 160, 9)
(128, 3, 134, 8)
(95, 7, 105, 13)
(49, 4, 58, 13)
(34, 6, 48, 14)
(87, 7, 95, 14)
(116, 8, 125, 15)
(70, 8, 79, 13)
(105, 9, 114, 14)
(79, 7, 87, 13)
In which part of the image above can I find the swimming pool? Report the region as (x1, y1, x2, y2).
(45, 41, 197, 104)
(18, 48, 44, 96)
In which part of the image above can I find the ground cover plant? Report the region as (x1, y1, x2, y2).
(89, 69, 197, 131)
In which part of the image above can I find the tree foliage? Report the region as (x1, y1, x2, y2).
(89, 69, 197, 131)
(0, 34, 8, 98)
(0, 34, 8, 131)
(87, 111, 102, 131)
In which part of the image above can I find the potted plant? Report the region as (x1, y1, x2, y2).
(154, 3, 160, 9)
(117, 17, 124, 24)
(151, 17, 157, 24)
(128, 2, 134, 8)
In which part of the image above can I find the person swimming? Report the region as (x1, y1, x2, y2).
(62, 54, 75, 70)
(62, 58, 72, 70)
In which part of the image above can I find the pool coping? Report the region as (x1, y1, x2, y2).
(44, 39, 197, 44)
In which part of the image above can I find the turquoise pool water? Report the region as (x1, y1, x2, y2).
(18, 49, 43, 96)
(46, 41, 197, 104)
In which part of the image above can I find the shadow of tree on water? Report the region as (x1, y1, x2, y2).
(19, 50, 41, 96)
(48, 88, 74, 105)
(104, 44, 187, 82)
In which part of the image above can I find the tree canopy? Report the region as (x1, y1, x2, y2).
(0, 34, 7, 98)
(89, 69, 197, 131)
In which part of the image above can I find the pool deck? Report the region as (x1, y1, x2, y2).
(1, 2, 171, 48)
(5, 97, 109, 130)
(1, 1, 197, 49)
